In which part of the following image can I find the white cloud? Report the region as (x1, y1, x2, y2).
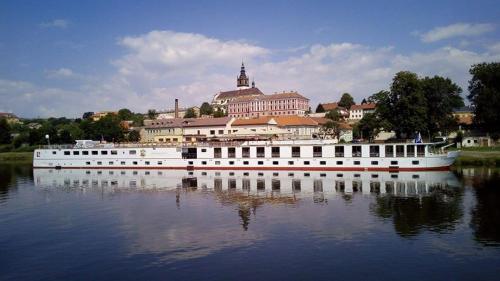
(3, 30, 500, 118)
(418, 23, 495, 43)
(39, 19, 69, 29)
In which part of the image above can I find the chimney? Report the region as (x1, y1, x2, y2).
(175, 99, 179, 118)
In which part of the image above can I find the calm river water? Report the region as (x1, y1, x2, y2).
(0, 164, 499, 281)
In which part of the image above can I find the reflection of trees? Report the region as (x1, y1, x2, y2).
(470, 169, 500, 245)
(0, 164, 32, 203)
(371, 184, 464, 237)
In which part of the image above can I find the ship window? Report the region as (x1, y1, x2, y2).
(391, 161, 398, 165)
(273, 172, 279, 177)
(292, 146, 300, 157)
(109, 161, 113, 165)
(320, 161, 326, 165)
(354, 174, 360, 178)
(313, 146, 322, 157)
(229, 172, 235, 176)
(64, 151, 70, 155)
(288, 161, 294, 165)
(202, 161, 207, 165)
(129, 150, 136, 155)
(354, 161, 360, 165)
(258, 161, 264, 165)
(86, 161, 90, 165)
(337, 173, 343, 177)
(352, 146, 362, 157)
(52, 151, 57, 155)
(370, 145, 380, 157)
(101, 151, 108, 155)
(371, 161, 378, 165)
(229, 161, 234, 165)
(72, 151, 79, 155)
(145, 161, 150, 165)
(272, 179, 280, 190)
(82, 151, 88, 155)
(258, 172, 264, 176)
(304, 161, 310, 165)
(257, 147, 265, 158)
(407, 145, 415, 157)
(243, 161, 249, 165)
(228, 147, 236, 158)
(320, 173, 326, 177)
(335, 146, 344, 157)
(257, 180, 265, 190)
(133, 161, 138, 165)
(242, 147, 250, 158)
(385, 145, 394, 157)
(121, 161, 126, 165)
(272, 147, 280, 158)
(188, 161, 193, 165)
(215, 161, 220, 165)
(396, 145, 404, 157)
(391, 174, 398, 179)
(97, 161, 102, 165)
(372, 174, 379, 178)
(111, 150, 117, 155)
(336, 161, 343, 165)
(201, 148, 207, 152)
(273, 161, 279, 165)
(201, 172, 207, 176)
(158, 161, 162, 165)
(412, 174, 420, 179)
(214, 148, 222, 158)
(417, 145, 425, 157)
(292, 179, 301, 191)
(92, 151, 98, 155)
(412, 160, 419, 165)
(304, 173, 310, 177)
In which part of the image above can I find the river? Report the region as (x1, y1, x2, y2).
(0, 164, 499, 280)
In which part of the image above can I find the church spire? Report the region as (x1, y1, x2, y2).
(237, 62, 249, 88)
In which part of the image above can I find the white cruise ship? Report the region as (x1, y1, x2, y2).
(33, 139, 459, 171)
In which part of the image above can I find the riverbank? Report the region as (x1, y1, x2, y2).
(0, 152, 34, 163)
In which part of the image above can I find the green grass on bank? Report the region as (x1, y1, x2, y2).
(0, 152, 34, 163)
(454, 150, 500, 167)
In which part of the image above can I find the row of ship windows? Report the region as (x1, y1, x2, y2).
(84, 160, 419, 166)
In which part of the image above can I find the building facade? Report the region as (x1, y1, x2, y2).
(227, 92, 309, 118)
(348, 103, 376, 121)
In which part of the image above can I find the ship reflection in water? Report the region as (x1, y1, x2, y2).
(0, 166, 497, 280)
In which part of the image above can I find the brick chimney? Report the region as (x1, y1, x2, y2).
(175, 99, 179, 118)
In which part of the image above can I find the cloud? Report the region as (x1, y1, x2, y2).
(39, 19, 69, 29)
(418, 23, 495, 43)
(3, 30, 500, 118)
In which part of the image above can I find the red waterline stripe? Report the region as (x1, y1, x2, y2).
(32, 165, 451, 171)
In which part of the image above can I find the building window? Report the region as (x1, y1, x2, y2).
(335, 146, 344, 157)
(369, 145, 380, 157)
(214, 147, 222, 158)
(101, 151, 108, 155)
(292, 146, 300, 157)
(385, 145, 394, 158)
(313, 146, 322, 157)
(228, 147, 236, 158)
(218, 130, 224, 134)
(210, 130, 215, 135)
(257, 147, 265, 158)
(352, 146, 362, 157)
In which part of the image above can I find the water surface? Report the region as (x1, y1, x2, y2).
(1, 164, 499, 280)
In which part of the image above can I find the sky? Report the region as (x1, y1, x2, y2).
(1, 0, 499, 118)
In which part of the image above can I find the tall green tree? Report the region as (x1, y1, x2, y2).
(184, 107, 197, 118)
(468, 62, 500, 138)
(128, 130, 141, 142)
(93, 115, 125, 142)
(200, 102, 213, 115)
(213, 108, 226, 118)
(82, 112, 94, 120)
(0, 118, 12, 144)
(338, 93, 355, 109)
(147, 109, 158, 120)
(118, 108, 133, 121)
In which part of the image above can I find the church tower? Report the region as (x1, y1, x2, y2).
(237, 62, 250, 88)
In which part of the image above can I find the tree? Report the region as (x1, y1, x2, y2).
(325, 109, 342, 122)
(213, 108, 226, 118)
(421, 76, 463, 136)
(361, 98, 367, 104)
(338, 93, 355, 109)
(93, 115, 125, 142)
(82, 112, 94, 120)
(118, 108, 133, 121)
(0, 118, 12, 144)
(147, 109, 158, 120)
(184, 107, 197, 118)
(128, 130, 140, 142)
(320, 121, 341, 140)
(357, 113, 384, 142)
(315, 104, 325, 113)
(200, 102, 213, 116)
(468, 62, 500, 139)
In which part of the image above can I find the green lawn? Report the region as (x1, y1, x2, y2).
(0, 152, 34, 163)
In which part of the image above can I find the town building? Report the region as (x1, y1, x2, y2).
(91, 111, 117, 122)
(0, 112, 20, 124)
(452, 106, 474, 126)
(182, 117, 235, 141)
(227, 91, 309, 118)
(315, 103, 349, 118)
(140, 118, 188, 143)
(348, 103, 376, 121)
(212, 63, 264, 112)
(156, 106, 200, 119)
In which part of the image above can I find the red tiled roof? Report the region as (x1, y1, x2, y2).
(310, 117, 330, 125)
(350, 103, 376, 110)
(183, 116, 233, 127)
(232, 116, 274, 126)
(230, 92, 308, 103)
(216, 88, 264, 100)
(319, 102, 342, 111)
(273, 115, 318, 126)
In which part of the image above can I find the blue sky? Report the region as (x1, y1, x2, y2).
(1, 0, 499, 117)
